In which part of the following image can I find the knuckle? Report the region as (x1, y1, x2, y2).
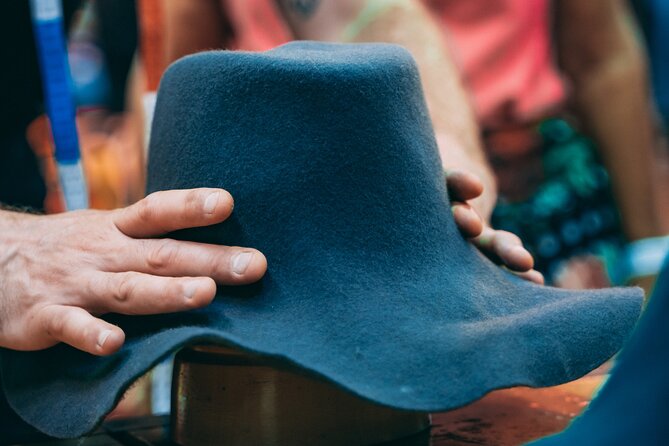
(146, 240, 179, 270)
(114, 274, 136, 302)
(137, 193, 160, 223)
(81, 322, 104, 350)
(43, 309, 66, 339)
(205, 251, 226, 277)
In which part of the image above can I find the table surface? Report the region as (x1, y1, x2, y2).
(19, 376, 603, 446)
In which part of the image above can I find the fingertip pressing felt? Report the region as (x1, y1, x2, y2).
(38, 306, 125, 356)
(452, 203, 484, 238)
(95, 326, 125, 356)
(514, 269, 545, 285)
(114, 188, 235, 238)
(202, 189, 235, 221)
(231, 250, 268, 284)
(504, 245, 535, 272)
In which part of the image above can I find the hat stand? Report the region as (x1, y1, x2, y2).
(170, 346, 430, 445)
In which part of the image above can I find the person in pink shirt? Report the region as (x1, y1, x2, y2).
(426, 0, 565, 131)
(423, 0, 665, 286)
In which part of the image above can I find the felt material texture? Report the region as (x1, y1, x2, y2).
(0, 42, 643, 439)
(527, 255, 669, 446)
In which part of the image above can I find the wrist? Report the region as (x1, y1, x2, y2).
(0, 208, 36, 229)
(0, 210, 42, 258)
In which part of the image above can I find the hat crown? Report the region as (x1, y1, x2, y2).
(148, 42, 460, 277)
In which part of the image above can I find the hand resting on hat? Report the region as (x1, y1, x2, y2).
(446, 169, 545, 285)
(0, 179, 537, 358)
(0, 188, 267, 356)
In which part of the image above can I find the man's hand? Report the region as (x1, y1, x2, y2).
(0, 188, 267, 356)
(447, 170, 545, 284)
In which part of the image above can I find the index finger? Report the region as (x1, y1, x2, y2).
(473, 227, 534, 272)
(114, 188, 234, 238)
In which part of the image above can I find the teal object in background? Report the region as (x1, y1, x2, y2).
(491, 119, 625, 283)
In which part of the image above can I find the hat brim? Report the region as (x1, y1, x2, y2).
(2, 245, 642, 438)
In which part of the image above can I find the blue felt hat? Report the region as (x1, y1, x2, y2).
(527, 256, 669, 446)
(1, 42, 643, 439)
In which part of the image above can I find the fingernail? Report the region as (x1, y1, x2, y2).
(510, 245, 534, 269)
(509, 245, 525, 256)
(452, 205, 473, 220)
(203, 192, 220, 214)
(232, 251, 254, 275)
(451, 205, 465, 218)
(98, 330, 112, 348)
(510, 245, 529, 260)
(184, 281, 199, 300)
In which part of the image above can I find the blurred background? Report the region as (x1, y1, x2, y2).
(3, 0, 667, 422)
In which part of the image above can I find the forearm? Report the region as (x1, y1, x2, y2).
(278, 0, 496, 217)
(558, 0, 664, 240)
(575, 64, 661, 240)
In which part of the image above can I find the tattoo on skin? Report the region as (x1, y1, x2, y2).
(285, 0, 321, 19)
